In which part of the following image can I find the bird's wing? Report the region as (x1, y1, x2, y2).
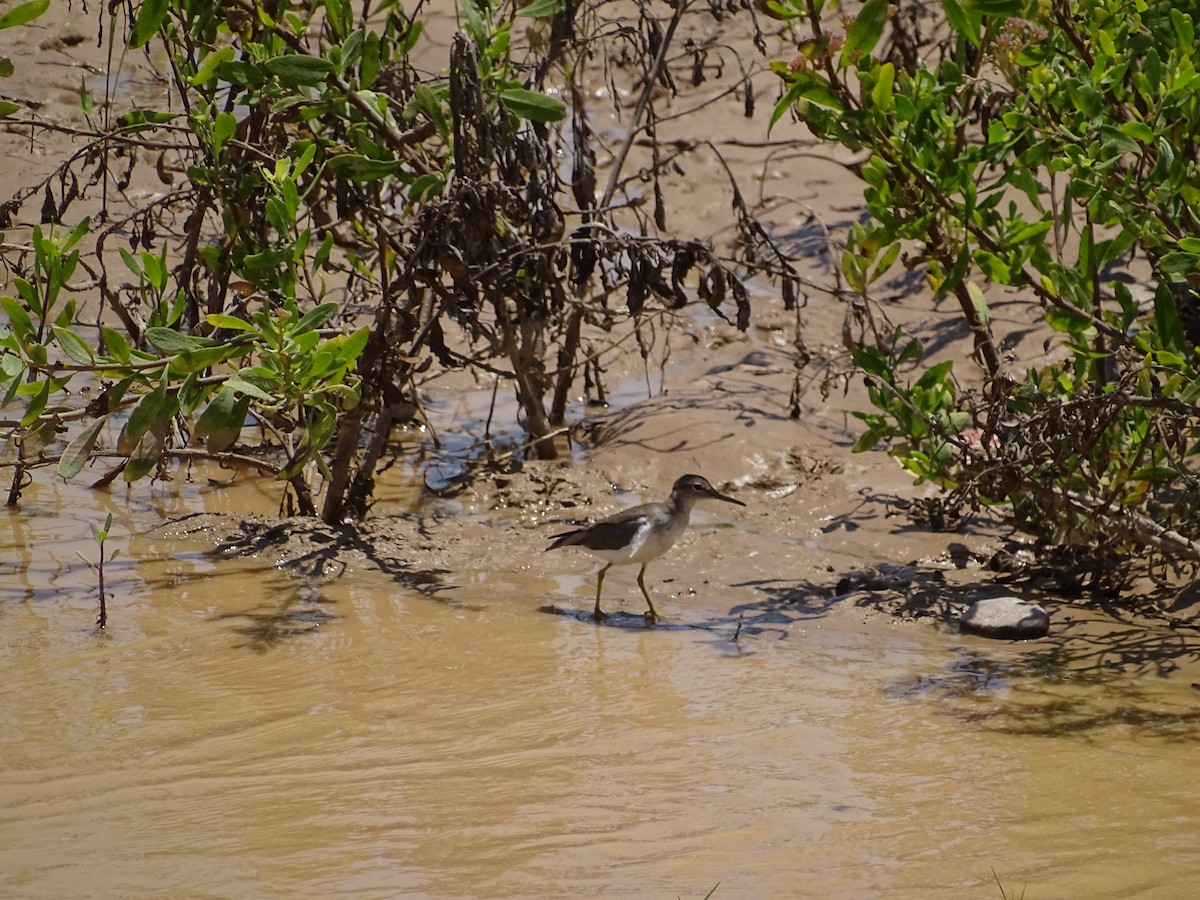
(546, 508, 650, 551)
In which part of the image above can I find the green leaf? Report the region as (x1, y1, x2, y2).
(141, 249, 166, 292)
(870, 241, 902, 283)
(51, 325, 94, 364)
(937, 245, 971, 296)
(89, 513, 114, 544)
(841, 0, 889, 64)
(966, 281, 989, 325)
(14, 276, 37, 315)
(360, 29, 383, 86)
(974, 250, 1011, 283)
(1, 363, 24, 409)
(796, 83, 843, 110)
(515, 0, 563, 16)
(1, 295, 34, 342)
(307, 349, 337, 380)
(23, 417, 57, 455)
(0, 100, 20, 117)
(99, 377, 135, 414)
(461, 0, 487, 46)
(326, 153, 410, 181)
(916, 358, 955, 390)
(851, 426, 884, 453)
(117, 380, 168, 454)
(340, 29, 365, 77)
(189, 46, 235, 86)
(130, 0, 167, 49)
(965, 0, 1021, 13)
(850, 345, 891, 381)
(225, 374, 275, 401)
(242, 247, 294, 269)
(176, 372, 205, 416)
(117, 109, 180, 130)
(1098, 123, 1139, 156)
(499, 88, 567, 123)
(1131, 464, 1178, 484)
(213, 111, 237, 157)
(1045, 306, 1095, 336)
(1008, 219, 1053, 244)
(410, 84, 450, 140)
(20, 378, 49, 426)
(54, 297, 77, 329)
(124, 420, 167, 482)
(1171, 7, 1196, 46)
(340, 326, 370, 363)
(144, 327, 215, 354)
(408, 172, 444, 203)
(313, 231, 335, 270)
(1120, 120, 1154, 144)
(169, 345, 238, 375)
(400, 18, 422, 55)
(291, 302, 339, 336)
(870, 62, 894, 110)
(1154, 284, 1185, 353)
(942, 0, 982, 44)
(769, 80, 804, 134)
(0, 0, 49, 29)
(265, 54, 337, 87)
(58, 415, 107, 479)
(205, 313, 256, 331)
(101, 327, 132, 364)
(213, 59, 265, 88)
(1159, 252, 1200, 276)
(194, 387, 250, 453)
(897, 337, 924, 365)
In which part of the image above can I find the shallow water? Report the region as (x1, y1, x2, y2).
(3, 476, 1200, 899)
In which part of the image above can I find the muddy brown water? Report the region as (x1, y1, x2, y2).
(4, 7, 1200, 898)
(3, 463, 1200, 899)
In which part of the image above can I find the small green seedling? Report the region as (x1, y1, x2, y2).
(76, 513, 119, 630)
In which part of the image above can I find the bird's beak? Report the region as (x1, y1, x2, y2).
(706, 488, 746, 507)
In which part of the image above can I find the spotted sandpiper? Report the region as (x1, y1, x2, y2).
(546, 474, 745, 621)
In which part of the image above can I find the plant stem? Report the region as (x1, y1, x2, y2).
(96, 540, 107, 630)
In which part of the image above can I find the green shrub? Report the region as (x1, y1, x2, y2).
(1, 0, 794, 521)
(774, 0, 1200, 579)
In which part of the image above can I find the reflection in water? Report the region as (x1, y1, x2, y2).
(2, 519, 1200, 898)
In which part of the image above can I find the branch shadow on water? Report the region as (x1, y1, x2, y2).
(166, 513, 457, 651)
(210, 581, 341, 654)
(889, 647, 1200, 741)
(727, 565, 1200, 739)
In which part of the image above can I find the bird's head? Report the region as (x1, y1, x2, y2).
(671, 474, 746, 508)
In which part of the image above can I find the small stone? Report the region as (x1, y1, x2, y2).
(960, 596, 1050, 640)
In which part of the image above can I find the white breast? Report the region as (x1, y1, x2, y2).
(589, 513, 688, 565)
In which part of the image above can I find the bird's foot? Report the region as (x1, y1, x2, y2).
(592, 608, 608, 622)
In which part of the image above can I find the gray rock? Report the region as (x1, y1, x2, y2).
(959, 596, 1050, 640)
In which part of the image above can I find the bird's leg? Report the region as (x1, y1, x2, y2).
(637, 564, 658, 622)
(593, 563, 611, 620)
